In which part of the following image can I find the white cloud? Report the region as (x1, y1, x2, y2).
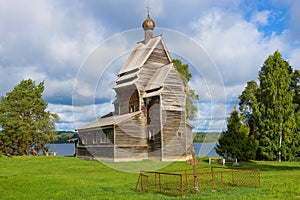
(190, 9, 289, 86)
(186, 7, 300, 131)
(0, 0, 105, 102)
(47, 102, 114, 130)
(250, 10, 271, 26)
(0, 65, 46, 94)
(289, 48, 300, 69)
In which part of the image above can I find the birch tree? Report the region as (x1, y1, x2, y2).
(255, 51, 297, 161)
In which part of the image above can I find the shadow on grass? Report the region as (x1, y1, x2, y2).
(199, 157, 300, 171)
(236, 161, 300, 171)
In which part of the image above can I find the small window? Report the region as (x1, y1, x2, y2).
(100, 132, 108, 143)
(129, 104, 135, 113)
(177, 131, 183, 138)
(81, 136, 87, 145)
(148, 129, 155, 140)
(93, 132, 98, 144)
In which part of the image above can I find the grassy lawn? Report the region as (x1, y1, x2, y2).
(0, 156, 299, 200)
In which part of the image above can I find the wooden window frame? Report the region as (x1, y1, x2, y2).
(177, 131, 183, 138)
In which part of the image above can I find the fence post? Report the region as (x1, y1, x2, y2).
(155, 173, 157, 190)
(257, 169, 261, 187)
(145, 176, 149, 192)
(135, 173, 141, 192)
(180, 174, 183, 197)
(192, 148, 199, 193)
(141, 173, 144, 191)
(220, 172, 224, 190)
(185, 169, 188, 187)
(211, 166, 214, 179)
(159, 173, 162, 192)
(231, 170, 235, 186)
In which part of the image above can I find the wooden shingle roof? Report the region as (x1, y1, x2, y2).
(77, 111, 142, 130)
(118, 36, 161, 75)
(118, 35, 172, 75)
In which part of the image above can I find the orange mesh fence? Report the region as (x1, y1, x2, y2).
(135, 167, 260, 196)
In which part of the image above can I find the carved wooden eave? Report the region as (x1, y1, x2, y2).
(186, 120, 195, 129)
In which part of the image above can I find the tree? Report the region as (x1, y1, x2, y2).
(186, 90, 199, 120)
(291, 69, 300, 113)
(173, 59, 199, 119)
(0, 79, 59, 155)
(215, 107, 257, 161)
(239, 80, 258, 136)
(255, 51, 297, 161)
(290, 69, 300, 143)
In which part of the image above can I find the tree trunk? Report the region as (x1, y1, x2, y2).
(279, 131, 282, 162)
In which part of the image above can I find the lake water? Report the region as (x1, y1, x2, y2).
(46, 143, 218, 157)
(193, 143, 218, 157)
(46, 143, 75, 156)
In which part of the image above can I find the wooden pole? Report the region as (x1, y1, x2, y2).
(192, 147, 199, 193)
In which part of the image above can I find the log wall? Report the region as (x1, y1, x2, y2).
(161, 110, 187, 161)
(161, 67, 186, 109)
(77, 128, 114, 160)
(114, 112, 148, 161)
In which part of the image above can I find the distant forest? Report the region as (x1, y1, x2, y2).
(193, 132, 220, 143)
(54, 131, 78, 144)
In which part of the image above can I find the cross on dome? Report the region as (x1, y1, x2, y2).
(146, 4, 151, 16)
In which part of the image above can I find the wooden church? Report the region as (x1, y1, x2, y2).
(76, 14, 194, 162)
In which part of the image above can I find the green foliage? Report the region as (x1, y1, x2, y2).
(291, 69, 300, 112)
(239, 80, 258, 138)
(239, 80, 258, 114)
(186, 89, 199, 120)
(173, 59, 199, 120)
(172, 58, 192, 83)
(255, 51, 298, 161)
(0, 79, 59, 155)
(215, 109, 258, 161)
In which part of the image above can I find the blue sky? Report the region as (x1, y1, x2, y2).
(0, 0, 299, 131)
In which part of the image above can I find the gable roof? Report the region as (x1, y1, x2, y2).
(118, 35, 172, 75)
(77, 111, 142, 131)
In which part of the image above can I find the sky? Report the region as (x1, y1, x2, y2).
(0, 0, 300, 132)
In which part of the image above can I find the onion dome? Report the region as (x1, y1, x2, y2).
(142, 15, 155, 30)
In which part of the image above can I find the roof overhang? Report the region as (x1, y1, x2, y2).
(77, 111, 142, 131)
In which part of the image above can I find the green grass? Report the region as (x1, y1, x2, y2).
(0, 156, 299, 200)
